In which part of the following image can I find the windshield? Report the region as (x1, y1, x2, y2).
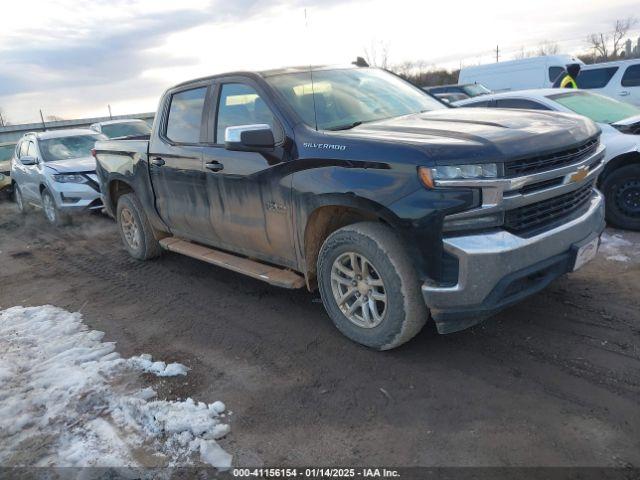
(266, 68, 446, 130)
(548, 91, 640, 124)
(39, 134, 104, 162)
(101, 121, 151, 138)
(462, 84, 491, 97)
(0, 144, 15, 162)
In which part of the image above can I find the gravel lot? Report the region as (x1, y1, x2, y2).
(1, 201, 639, 468)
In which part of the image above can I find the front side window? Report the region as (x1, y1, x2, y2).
(576, 67, 619, 89)
(621, 64, 640, 87)
(165, 87, 207, 144)
(38, 134, 105, 162)
(216, 83, 278, 143)
(27, 142, 38, 157)
(266, 68, 445, 131)
(549, 66, 564, 83)
(495, 98, 550, 110)
(548, 91, 640, 124)
(463, 100, 490, 108)
(19, 141, 29, 158)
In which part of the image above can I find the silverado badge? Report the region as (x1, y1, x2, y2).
(567, 165, 589, 184)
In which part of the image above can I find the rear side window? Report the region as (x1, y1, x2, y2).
(165, 87, 207, 144)
(621, 64, 640, 87)
(495, 99, 550, 110)
(549, 66, 564, 83)
(576, 67, 619, 89)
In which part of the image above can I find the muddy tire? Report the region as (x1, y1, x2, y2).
(41, 188, 71, 226)
(317, 222, 428, 350)
(14, 184, 29, 214)
(117, 193, 162, 260)
(601, 163, 640, 231)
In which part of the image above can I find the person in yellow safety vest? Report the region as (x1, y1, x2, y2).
(553, 63, 581, 89)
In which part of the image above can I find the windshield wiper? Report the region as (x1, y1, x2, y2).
(328, 121, 364, 131)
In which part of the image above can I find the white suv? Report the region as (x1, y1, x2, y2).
(11, 129, 107, 225)
(578, 59, 640, 106)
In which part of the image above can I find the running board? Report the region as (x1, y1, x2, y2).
(159, 237, 305, 289)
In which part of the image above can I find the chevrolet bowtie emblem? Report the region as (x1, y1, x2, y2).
(568, 165, 589, 183)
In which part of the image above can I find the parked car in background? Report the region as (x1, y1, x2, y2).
(95, 64, 605, 350)
(456, 89, 640, 230)
(459, 55, 583, 92)
(0, 141, 15, 197)
(576, 59, 640, 107)
(424, 83, 491, 99)
(11, 129, 107, 225)
(89, 119, 151, 138)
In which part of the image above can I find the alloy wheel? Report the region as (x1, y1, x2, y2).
(43, 193, 56, 223)
(120, 208, 141, 250)
(330, 252, 387, 328)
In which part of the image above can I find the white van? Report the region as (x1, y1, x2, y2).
(459, 55, 583, 92)
(576, 59, 640, 107)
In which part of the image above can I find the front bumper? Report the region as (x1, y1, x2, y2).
(49, 174, 103, 212)
(422, 191, 605, 333)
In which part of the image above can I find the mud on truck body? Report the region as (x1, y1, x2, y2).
(95, 65, 606, 350)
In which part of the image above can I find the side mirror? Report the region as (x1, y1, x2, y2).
(225, 124, 275, 152)
(20, 155, 37, 166)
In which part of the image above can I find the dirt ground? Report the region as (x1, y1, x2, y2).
(1, 201, 639, 468)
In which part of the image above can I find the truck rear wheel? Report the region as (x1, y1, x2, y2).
(317, 222, 428, 350)
(601, 163, 640, 231)
(117, 193, 162, 260)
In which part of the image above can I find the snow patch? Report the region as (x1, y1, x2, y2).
(0, 305, 231, 469)
(600, 232, 636, 263)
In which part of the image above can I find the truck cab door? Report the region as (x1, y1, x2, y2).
(201, 80, 296, 268)
(148, 84, 214, 242)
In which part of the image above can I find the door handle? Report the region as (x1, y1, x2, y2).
(205, 162, 224, 172)
(619, 91, 630, 96)
(150, 157, 165, 166)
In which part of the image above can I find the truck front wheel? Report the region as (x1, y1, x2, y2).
(116, 193, 162, 260)
(317, 222, 428, 350)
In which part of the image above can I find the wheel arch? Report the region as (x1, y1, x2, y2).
(301, 196, 401, 290)
(107, 178, 135, 215)
(598, 151, 640, 187)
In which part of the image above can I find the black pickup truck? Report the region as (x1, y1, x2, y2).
(95, 65, 606, 350)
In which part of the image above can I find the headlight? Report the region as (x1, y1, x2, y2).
(53, 173, 87, 183)
(419, 164, 498, 188)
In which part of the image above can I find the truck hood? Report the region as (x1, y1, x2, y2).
(339, 108, 600, 164)
(45, 156, 96, 173)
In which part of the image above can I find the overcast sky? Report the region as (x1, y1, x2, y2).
(1, 0, 638, 124)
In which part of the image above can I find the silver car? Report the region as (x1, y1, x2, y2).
(10, 129, 107, 225)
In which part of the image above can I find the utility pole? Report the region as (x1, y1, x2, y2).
(496, 45, 500, 63)
(108, 104, 113, 120)
(39, 109, 46, 130)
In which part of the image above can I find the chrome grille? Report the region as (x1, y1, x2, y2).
(505, 137, 599, 177)
(504, 182, 594, 234)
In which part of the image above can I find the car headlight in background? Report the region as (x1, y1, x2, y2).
(53, 174, 87, 183)
(419, 163, 498, 188)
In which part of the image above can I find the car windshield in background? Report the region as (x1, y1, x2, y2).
(0, 144, 15, 162)
(266, 68, 445, 130)
(548, 91, 640, 124)
(462, 84, 491, 97)
(101, 122, 151, 138)
(39, 135, 104, 162)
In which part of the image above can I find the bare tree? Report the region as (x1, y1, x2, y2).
(364, 40, 390, 69)
(537, 41, 559, 56)
(612, 17, 638, 57)
(587, 17, 637, 61)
